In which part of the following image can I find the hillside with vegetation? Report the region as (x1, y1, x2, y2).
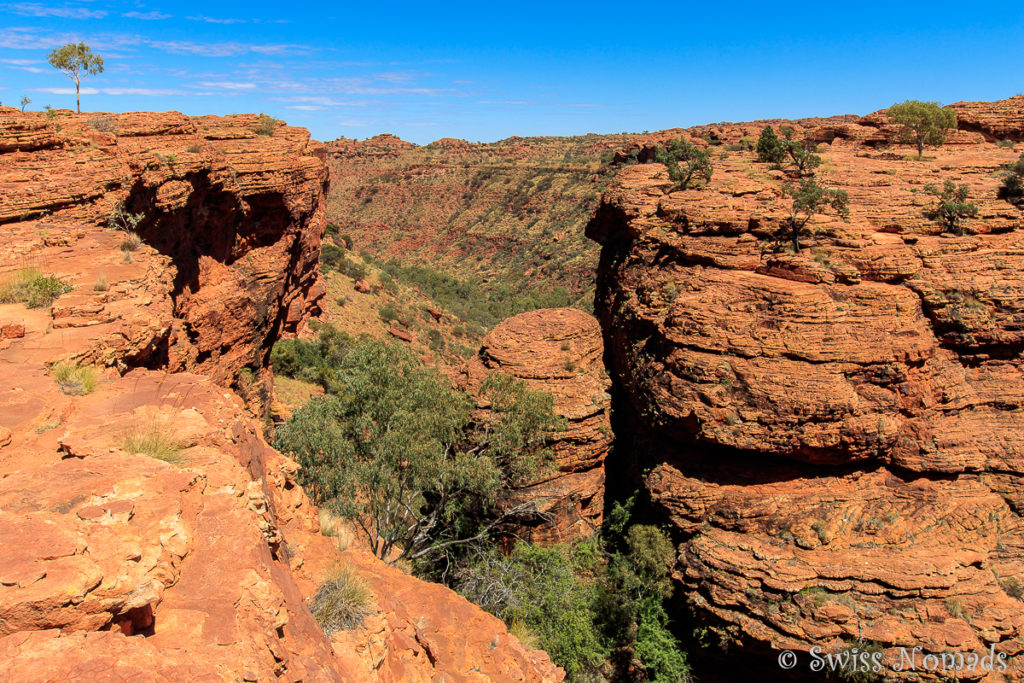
(324, 132, 650, 315)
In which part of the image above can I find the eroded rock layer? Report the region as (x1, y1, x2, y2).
(0, 108, 328, 411)
(588, 96, 1024, 678)
(461, 308, 612, 544)
(0, 109, 562, 681)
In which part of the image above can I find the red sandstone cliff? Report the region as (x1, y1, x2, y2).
(0, 109, 562, 681)
(588, 96, 1024, 679)
(461, 308, 612, 544)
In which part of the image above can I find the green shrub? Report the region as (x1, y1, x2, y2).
(308, 565, 372, 634)
(454, 543, 607, 679)
(924, 179, 978, 234)
(650, 138, 713, 190)
(0, 268, 72, 308)
(108, 205, 144, 232)
(756, 125, 787, 163)
(52, 362, 98, 395)
(998, 152, 1024, 205)
(274, 338, 562, 563)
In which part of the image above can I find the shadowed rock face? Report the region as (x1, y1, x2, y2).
(588, 97, 1024, 677)
(0, 108, 563, 682)
(0, 108, 328, 412)
(461, 308, 612, 544)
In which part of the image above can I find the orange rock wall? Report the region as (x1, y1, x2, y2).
(0, 108, 328, 411)
(461, 308, 612, 544)
(0, 109, 563, 681)
(588, 97, 1024, 678)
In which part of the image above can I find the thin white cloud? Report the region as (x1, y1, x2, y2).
(0, 58, 36, 65)
(29, 86, 198, 96)
(186, 15, 246, 24)
(150, 40, 307, 57)
(286, 105, 325, 111)
(9, 3, 107, 19)
(32, 87, 99, 95)
(123, 11, 171, 20)
(0, 27, 145, 51)
(197, 80, 257, 90)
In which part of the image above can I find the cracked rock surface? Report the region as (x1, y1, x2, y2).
(588, 96, 1024, 678)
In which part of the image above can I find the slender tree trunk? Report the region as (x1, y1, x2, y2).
(76, 82, 80, 113)
(917, 139, 923, 159)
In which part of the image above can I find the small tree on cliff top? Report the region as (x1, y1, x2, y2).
(653, 137, 713, 190)
(778, 179, 849, 253)
(47, 43, 104, 114)
(887, 100, 956, 159)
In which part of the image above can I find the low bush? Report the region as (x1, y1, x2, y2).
(998, 152, 1024, 206)
(52, 362, 98, 395)
(308, 565, 372, 634)
(0, 268, 72, 308)
(254, 114, 280, 136)
(108, 205, 144, 233)
(93, 276, 109, 291)
(925, 180, 978, 234)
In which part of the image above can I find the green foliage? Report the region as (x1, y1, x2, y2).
(308, 564, 372, 634)
(886, 100, 957, 158)
(756, 125, 787, 163)
(773, 179, 850, 253)
(19, 95, 30, 113)
(0, 268, 72, 308)
(651, 138, 714, 190)
(476, 372, 562, 484)
(274, 337, 562, 563)
(998, 152, 1024, 206)
(454, 542, 608, 679)
(108, 205, 145, 232)
(924, 179, 978, 235)
(779, 126, 821, 176)
(321, 244, 368, 280)
(51, 362, 98, 395)
(452, 497, 690, 682)
(373, 258, 574, 329)
(270, 324, 355, 387)
(46, 42, 104, 113)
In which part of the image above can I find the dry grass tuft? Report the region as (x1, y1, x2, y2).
(308, 564, 372, 635)
(121, 414, 186, 465)
(52, 362, 98, 395)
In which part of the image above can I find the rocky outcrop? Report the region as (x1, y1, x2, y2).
(461, 308, 612, 544)
(0, 108, 328, 412)
(588, 97, 1024, 678)
(0, 109, 562, 681)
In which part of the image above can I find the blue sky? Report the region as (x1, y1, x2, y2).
(1, 1, 1021, 144)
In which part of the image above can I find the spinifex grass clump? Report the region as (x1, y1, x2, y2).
(51, 362, 98, 396)
(121, 414, 186, 465)
(0, 268, 72, 308)
(308, 565, 372, 634)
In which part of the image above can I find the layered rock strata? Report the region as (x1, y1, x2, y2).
(0, 108, 562, 681)
(461, 308, 612, 544)
(588, 97, 1024, 679)
(0, 108, 328, 412)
